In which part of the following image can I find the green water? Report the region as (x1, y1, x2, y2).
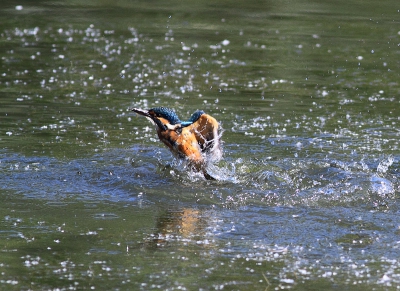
(1, 0, 400, 290)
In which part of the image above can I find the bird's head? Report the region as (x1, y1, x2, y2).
(131, 107, 181, 131)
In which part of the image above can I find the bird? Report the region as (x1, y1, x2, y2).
(130, 107, 221, 179)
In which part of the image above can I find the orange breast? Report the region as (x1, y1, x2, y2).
(155, 113, 219, 171)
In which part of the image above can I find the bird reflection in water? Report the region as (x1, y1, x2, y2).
(143, 207, 210, 249)
(131, 107, 222, 179)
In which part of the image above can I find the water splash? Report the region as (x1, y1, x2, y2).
(376, 155, 394, 174)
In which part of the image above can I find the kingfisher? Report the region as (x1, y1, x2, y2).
(131, 107, 221, 179)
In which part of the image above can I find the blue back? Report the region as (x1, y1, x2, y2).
(150, 107, 205, 127)
(181, 110, 205, 126)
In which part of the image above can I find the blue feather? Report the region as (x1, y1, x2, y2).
(150, 107, 181, 125)
(181, 110, 205, 126)
(149, 107, 205, 127)
(188, 110, 205, 123)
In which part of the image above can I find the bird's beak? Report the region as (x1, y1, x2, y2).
(130, 108, 150, 117)
(130, 107, 168, 131)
